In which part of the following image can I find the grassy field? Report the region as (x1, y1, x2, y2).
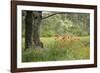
(22, 36, 90, 62)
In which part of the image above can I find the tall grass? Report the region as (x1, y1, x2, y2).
(22, 36, 90, 62)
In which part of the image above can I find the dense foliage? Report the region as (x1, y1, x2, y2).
(40, 12, 90, 37)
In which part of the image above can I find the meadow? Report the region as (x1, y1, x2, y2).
(22, 36, 90, 62)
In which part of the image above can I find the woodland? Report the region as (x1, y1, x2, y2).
(22, 10, 90, 62)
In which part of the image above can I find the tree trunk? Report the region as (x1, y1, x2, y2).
(25, 11, 33, 50)
(25, 11, 43, 50)
(32, 11, 43, 49)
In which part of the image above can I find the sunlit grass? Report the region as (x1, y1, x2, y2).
(22, 36, 90, 62)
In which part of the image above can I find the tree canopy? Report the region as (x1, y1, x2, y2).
(40, 11, 90, 37)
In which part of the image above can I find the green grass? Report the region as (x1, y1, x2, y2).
(22, 36, 90, 62)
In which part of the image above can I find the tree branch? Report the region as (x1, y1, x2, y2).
(42, 12, 64, 20)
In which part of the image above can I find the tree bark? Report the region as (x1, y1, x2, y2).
(32, 11, 43, 49)
(25, 11, 43, 50)
(25, 11, 33, 49)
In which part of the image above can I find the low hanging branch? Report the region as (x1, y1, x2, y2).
(42, 12, 65, 20)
